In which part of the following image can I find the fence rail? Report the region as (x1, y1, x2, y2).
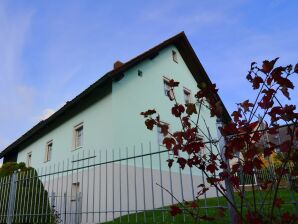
(0, 143, 297, 224)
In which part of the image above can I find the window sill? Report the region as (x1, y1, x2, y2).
(73, 146, 83, 151)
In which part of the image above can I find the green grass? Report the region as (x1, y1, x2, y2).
(104, 189, 298, 223)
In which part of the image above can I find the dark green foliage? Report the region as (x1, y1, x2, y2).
(0, 162, 60, 224)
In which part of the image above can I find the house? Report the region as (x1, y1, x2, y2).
(0, 32, 230, 223)
(0, 32, 229, 168)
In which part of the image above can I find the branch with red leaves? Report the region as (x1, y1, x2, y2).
(141, 58, 298, 223)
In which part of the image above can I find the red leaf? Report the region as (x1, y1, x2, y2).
(170, 205, 182, 216)
(167, 159, 174, 168)
(186, 103, 197, 115)
(168, 79, 179, 87)
(145, 119, 156, 130)
(206, 164, 218, 173)
(264, 147, 274, 157)
(281, 87, 291, 99)
(177, 157, 187, 169)
(252, 76, 264, 89)
(218, 208, 225, 217)
(274, 197, 284, 208)
(246, 211, 263, 224)
(294, 63, 298, 73)
(240, 100, 254, 113)
(231, 109, 242, 122)
(171, 104, 185, 117)
(191, 201, 198, 209)
(140, 109, 156, 117)
(281, 212, 297, 222)
(261, 58, 278, 73)
(163, 137, 176, 150)
(243, 161, 254, 175)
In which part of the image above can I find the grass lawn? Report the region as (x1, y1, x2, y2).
(104, 189, 298, 223)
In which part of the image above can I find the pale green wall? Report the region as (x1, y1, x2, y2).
(17, 45, 219, 172)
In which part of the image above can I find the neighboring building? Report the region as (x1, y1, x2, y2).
(0, 32, 230, 223)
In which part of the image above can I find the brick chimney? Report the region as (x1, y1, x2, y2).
(114, 60, 123, 69)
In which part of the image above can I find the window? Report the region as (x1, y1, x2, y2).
(163, 78, 175, 100)
(172, 50, 178, 63)
(138, 69, 143, 77)
(45, 140, 53, 162)
(157, 122, 170, 145)
(71, 182, 80, 201)
(26, 152, 32, 167)
(74, 123, 83, 149)
(184, 88, 192, 104)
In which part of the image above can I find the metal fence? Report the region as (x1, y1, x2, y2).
(0, 143, 297, 224)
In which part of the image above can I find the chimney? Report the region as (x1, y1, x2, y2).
(114, 60, 123, 69)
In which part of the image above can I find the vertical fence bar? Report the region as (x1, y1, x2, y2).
(149, 142, 156, 223)
(92, 150, 95, 223)
(133, 146, 138, 223)
(60, 160, 65, 223)
(179, 167, 186, 222)
(6, 171, 17, 224)
(75, 152, 80, 224)
(119, 148, 122, 223)
(158, 145, 165, 222)
(99, 150, 102, 223)
(37, 168, 43, 223)
(81, 151, 85, 223)
(70, 155, 74, 224)
(65, 158, 70, 224)
(126, 147, 130, 223)
(141, 144, 147, 223)
(105, 149, 108, 222)
(87, 150, 91, 223)
(30, 168, 37, 223)
(112, 149, 115, 221)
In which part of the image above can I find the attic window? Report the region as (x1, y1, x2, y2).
(183, 88, 192, 104)
(163, 78, 175, 100)
(172, 50, 178, 63)
(138, 70, 143, 77)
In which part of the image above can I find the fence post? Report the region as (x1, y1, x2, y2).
(216, 120, 238, 224)
(6, 171, 17, 224)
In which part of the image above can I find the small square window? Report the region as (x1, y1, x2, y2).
(138, 70, 143, 77)
(184, 88, 192, 104)
(74, 123, 83, 149)
(163, 78, 175, 100)
(26, 152, 32, 167)
(172, 50, 178, 63)
(45, 140, 53, 162)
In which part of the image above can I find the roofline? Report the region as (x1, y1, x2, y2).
(0, 32, 231, 159)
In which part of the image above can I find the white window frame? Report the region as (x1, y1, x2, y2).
(44, 140, 53, 162)
(26, 152, 32, 167)
(73, 122, 84, 150)
(183, 87, 192, 104)
(163, 77, 175, 100)
(172, 50, 178, 63)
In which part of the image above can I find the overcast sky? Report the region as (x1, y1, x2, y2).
(0, 0, 297, 163)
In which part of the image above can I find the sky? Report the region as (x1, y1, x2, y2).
(0, 0, 297, 163)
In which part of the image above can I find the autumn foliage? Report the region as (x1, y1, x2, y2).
(141, 58, 298, 223)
